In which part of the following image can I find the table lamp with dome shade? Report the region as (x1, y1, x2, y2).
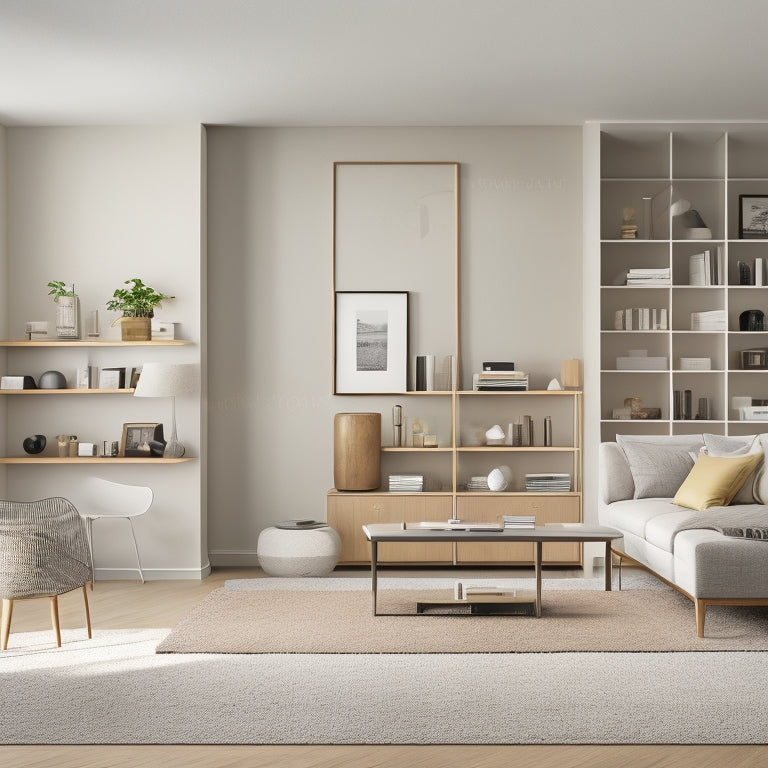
(133, 363, 195, 458)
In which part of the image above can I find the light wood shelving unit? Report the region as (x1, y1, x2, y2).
(327, 161, 583, 565)
(0, 338, 195, 464)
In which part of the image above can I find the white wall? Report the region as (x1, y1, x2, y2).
(206, 127, 584, 564)
(3, 126, 207, 579)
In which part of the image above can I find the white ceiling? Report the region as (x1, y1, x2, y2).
(2, 0, 767, 127)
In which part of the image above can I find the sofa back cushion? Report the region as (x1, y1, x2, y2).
(615, 434, 704, 499)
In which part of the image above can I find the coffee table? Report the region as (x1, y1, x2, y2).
(362, 523, 623, 616)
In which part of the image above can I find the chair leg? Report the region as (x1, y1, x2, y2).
(50, 595, 62, 647)
(127, 518, 145, 583)
(82, 584, 92, 639)
(1, 598, 13, 651)
(85, 516, 96, 588)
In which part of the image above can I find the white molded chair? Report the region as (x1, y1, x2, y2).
(78, 477, 154, 583)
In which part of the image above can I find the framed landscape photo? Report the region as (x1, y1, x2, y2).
(334, 291, 409, 393)
(739, 195, 768, 238)
(120, 422, 165, 457)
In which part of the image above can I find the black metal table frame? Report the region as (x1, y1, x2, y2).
(362, 524, 623, 617)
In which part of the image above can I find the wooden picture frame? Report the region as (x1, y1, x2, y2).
(334, 291, 409, 394)
(120, 422, 165, 457)
(739, 194, 768, 239)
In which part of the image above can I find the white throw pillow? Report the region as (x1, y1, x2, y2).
(700, 433, 764, 504)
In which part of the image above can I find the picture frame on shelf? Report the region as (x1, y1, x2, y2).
(120, 422, 165, 457)
(334, 291, 409, 394)
(739, 195, 768, 239)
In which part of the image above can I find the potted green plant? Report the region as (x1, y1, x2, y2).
(106, 278, 174, 341)
(47, 281, 80, 339)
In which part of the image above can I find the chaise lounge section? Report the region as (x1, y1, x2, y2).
(599, 433, 768, 636)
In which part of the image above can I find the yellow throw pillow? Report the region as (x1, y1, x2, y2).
(673, 452, 763, 511)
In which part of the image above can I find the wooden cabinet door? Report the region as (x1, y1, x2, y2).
(455, 495, 581, 565)
(327, 493, 453, 564)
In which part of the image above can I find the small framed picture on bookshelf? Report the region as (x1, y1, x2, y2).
(120, 422, 165, 457)
(334, 291, 409, 394)
(739, 195, 768, 239)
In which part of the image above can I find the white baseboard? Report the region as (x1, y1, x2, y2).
(93, 563, 212, 581)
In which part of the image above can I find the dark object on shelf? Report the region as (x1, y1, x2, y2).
(148, 440, 167, 457)
(738, 261, 752, 285)
(740, 310, 765, 331)
(742, 349, 768, 370)
(22, 434, 46, 454)
(630, 407, 662, 419)
(482, 362, 515, 371)
(38, 370, 66, 389)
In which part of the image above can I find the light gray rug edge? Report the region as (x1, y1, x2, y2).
(1, 629, 767, 745)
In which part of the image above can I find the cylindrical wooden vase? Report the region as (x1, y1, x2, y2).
(334, 412, 381, 491)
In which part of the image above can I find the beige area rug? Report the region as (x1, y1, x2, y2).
(156, 586, 768, 654)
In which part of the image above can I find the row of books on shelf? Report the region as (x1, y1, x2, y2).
(689, 248, 724, 286)
(414, 355, 455, 391)
(392, 475, 572, 493)
(614, 307, 668, 330)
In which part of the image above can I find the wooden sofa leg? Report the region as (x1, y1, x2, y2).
(695, 599, 706, 638)
(1, 598, 13, 651)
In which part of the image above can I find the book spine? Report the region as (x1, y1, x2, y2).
(415, 356, 426, 391)
(425, 354, 435, 391)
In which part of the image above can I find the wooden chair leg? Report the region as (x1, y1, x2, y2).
(1, 598, 13, 651)
(82, 584, 92, 639)
(49, 595, 62, 647)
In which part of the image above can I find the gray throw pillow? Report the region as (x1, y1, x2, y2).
(616, 435, 704, 499)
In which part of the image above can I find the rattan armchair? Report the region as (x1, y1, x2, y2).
(0, 497, 93, 650)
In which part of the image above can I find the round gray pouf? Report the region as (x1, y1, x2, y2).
(257, 524, 341, 577)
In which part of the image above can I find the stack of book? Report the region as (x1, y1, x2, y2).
(625, 267, 671, 285)
(466, 476, 490, 491)
(525, 473, 571, 492)
(454, 581, 519, 600)
(690, 310, 726, 331)
(503, 514, 535, 529)
(472, 371, 529, 391)
(388, 474, 424, 492)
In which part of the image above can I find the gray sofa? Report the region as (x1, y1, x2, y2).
(598, 433, 768, 636)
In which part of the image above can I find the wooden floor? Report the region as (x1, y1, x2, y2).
(2, 567, 766, 768)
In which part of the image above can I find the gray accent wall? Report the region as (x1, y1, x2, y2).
(206, 127, 583, 565)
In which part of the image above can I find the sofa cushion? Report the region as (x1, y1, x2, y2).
(700, 433, 764, 504)
(645, 507, 701, 553)
(599, 497, 679, 540)
(673, 453, 763, 511)
(616, 435, 703, 499)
